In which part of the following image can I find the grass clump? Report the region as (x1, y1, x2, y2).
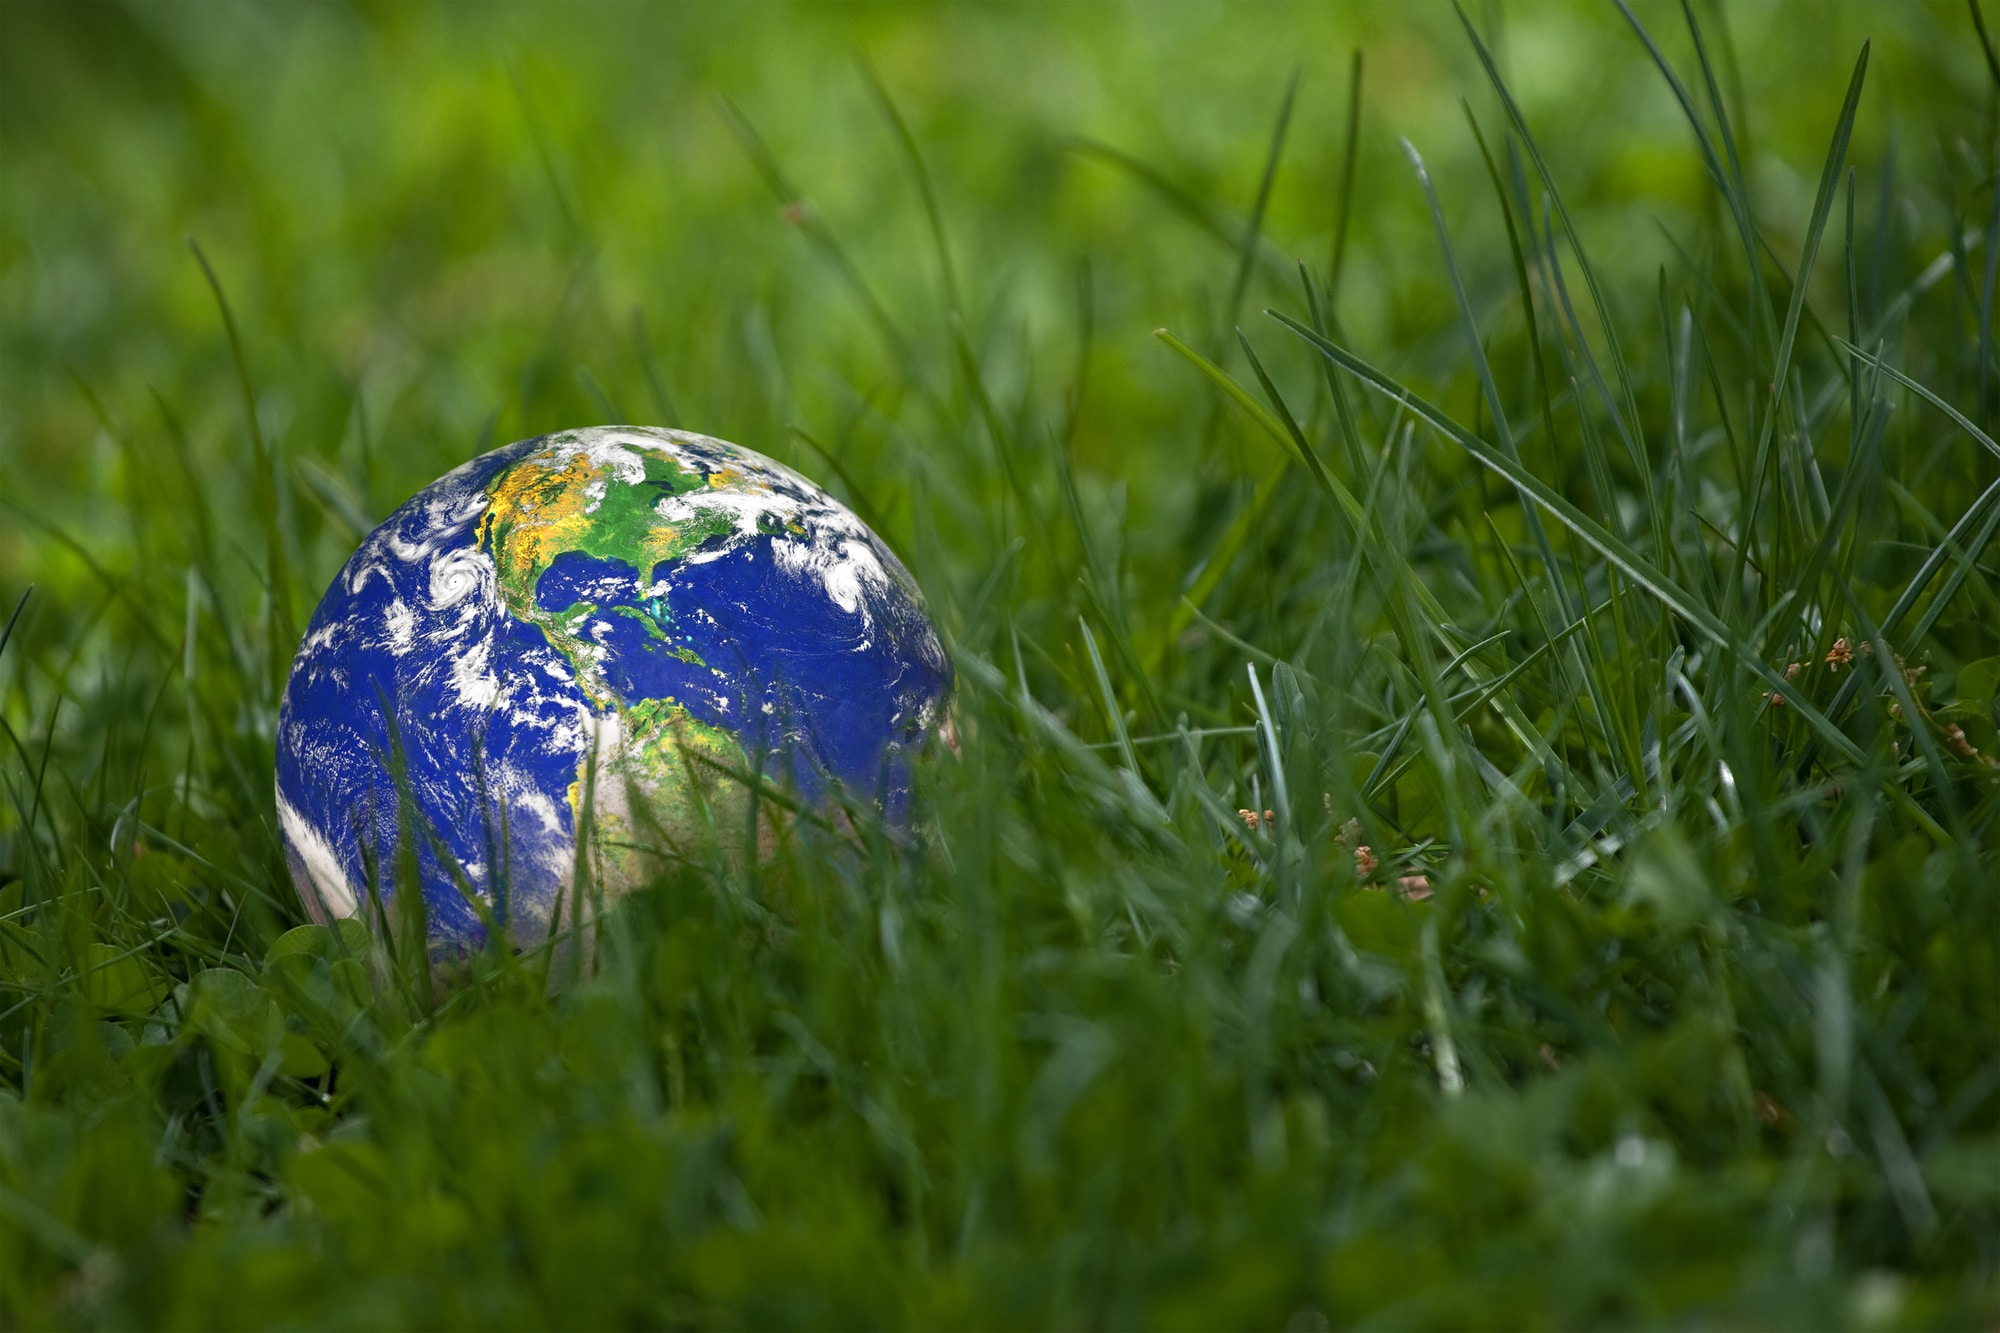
(3, 1, 1999, 1326)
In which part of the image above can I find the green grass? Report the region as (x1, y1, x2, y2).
(4, 1, 2000, 1326)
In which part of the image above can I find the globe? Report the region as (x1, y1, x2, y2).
(275, 425, 952, 954)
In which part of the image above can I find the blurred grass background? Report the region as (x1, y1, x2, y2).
(4, 0, 2000, 1327)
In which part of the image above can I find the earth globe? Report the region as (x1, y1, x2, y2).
(274, 426, 952, 954)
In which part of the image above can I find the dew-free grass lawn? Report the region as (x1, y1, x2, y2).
(3, 1, 1999, 1326)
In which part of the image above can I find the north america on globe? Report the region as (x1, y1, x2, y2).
(275, 426, 953, 954)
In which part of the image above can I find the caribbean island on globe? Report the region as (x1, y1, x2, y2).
(275, 426, 952, 954)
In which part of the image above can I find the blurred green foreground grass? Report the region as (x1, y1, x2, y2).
(4, 0, 2000, 1326)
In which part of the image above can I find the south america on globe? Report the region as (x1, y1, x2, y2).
(275, 426, 952, 954)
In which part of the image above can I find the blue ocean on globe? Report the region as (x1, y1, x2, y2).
(275, 426, 952, 953)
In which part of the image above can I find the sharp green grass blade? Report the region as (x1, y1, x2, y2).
(1841, 575, 1967, 844)
(1161, 324, 1568, 788)
(1533, 195, 1662, 547)
(1269, 309, 1868, 766)
(1158, 466, 1287, 650)
(1403, 139, 1519, 471)
(1061, 441, 1162, 731)
(1773, 377, 1887, 653)
(1363, 623, 1573, 802)
(1904, 491, 2000, 646)
(1245, 663, 1290, 824)
(1298, 262, 1368, 477)
(1407, 130, 1643, 796)
(1615, 0, 1773, 357)
(1224, 70, 1300, 348)
(1234, 329, 1338, 501)
(1730, 45, 1871, 629)
(1155, 328, 1361, 522)
(1462, 103, 1557, 475)
(1838, 339, 2000, 462)
(1455, 2, 1649, 497)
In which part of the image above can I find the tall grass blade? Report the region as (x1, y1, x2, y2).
(1972, 0, 2000, 90)
(1269, 309, 1867, 764)
(1330, 50, 1365, 300)
(1224, 70, 1300, 347)
(0, 586, 29, 662)
(862, 60, 961, 319)
(1731, 44, 1871, 636)
(186, 237, 297, 679)
(1454, 2, 1649, 491)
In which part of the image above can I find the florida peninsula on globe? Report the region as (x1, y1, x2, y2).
(275, 426, 952, 953)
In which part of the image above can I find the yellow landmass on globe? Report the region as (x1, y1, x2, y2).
(567, 696, 764, 890)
